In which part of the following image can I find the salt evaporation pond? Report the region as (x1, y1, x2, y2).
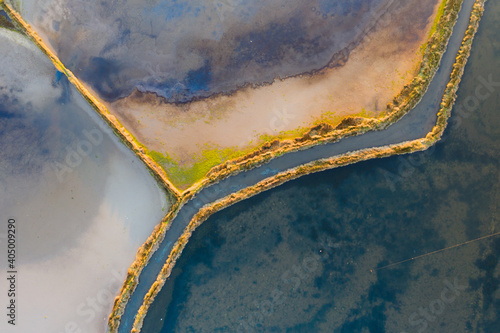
(0, 29, 168, 332)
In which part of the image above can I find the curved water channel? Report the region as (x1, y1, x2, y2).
(117, 0, 477, 331)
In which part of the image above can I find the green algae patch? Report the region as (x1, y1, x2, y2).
(147, 106, 379, 191)
(420, 0, 450, 55)
(430, 0, 450, 38)
(146, 145, 250, 190)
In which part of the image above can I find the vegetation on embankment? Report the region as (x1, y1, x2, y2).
(128, 1, 486, 331)
(107, 199, 183, 332)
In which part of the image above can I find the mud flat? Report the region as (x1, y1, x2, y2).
(0, 28, 168, 332)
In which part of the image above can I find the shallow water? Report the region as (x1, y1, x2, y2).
(142, 0, 500, 332)
(13, 0, 390, 102)
(0, 29, 168, 332)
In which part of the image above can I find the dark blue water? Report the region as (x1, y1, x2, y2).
(142, 0, 500, 332)
(0, 10, 11, 21)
